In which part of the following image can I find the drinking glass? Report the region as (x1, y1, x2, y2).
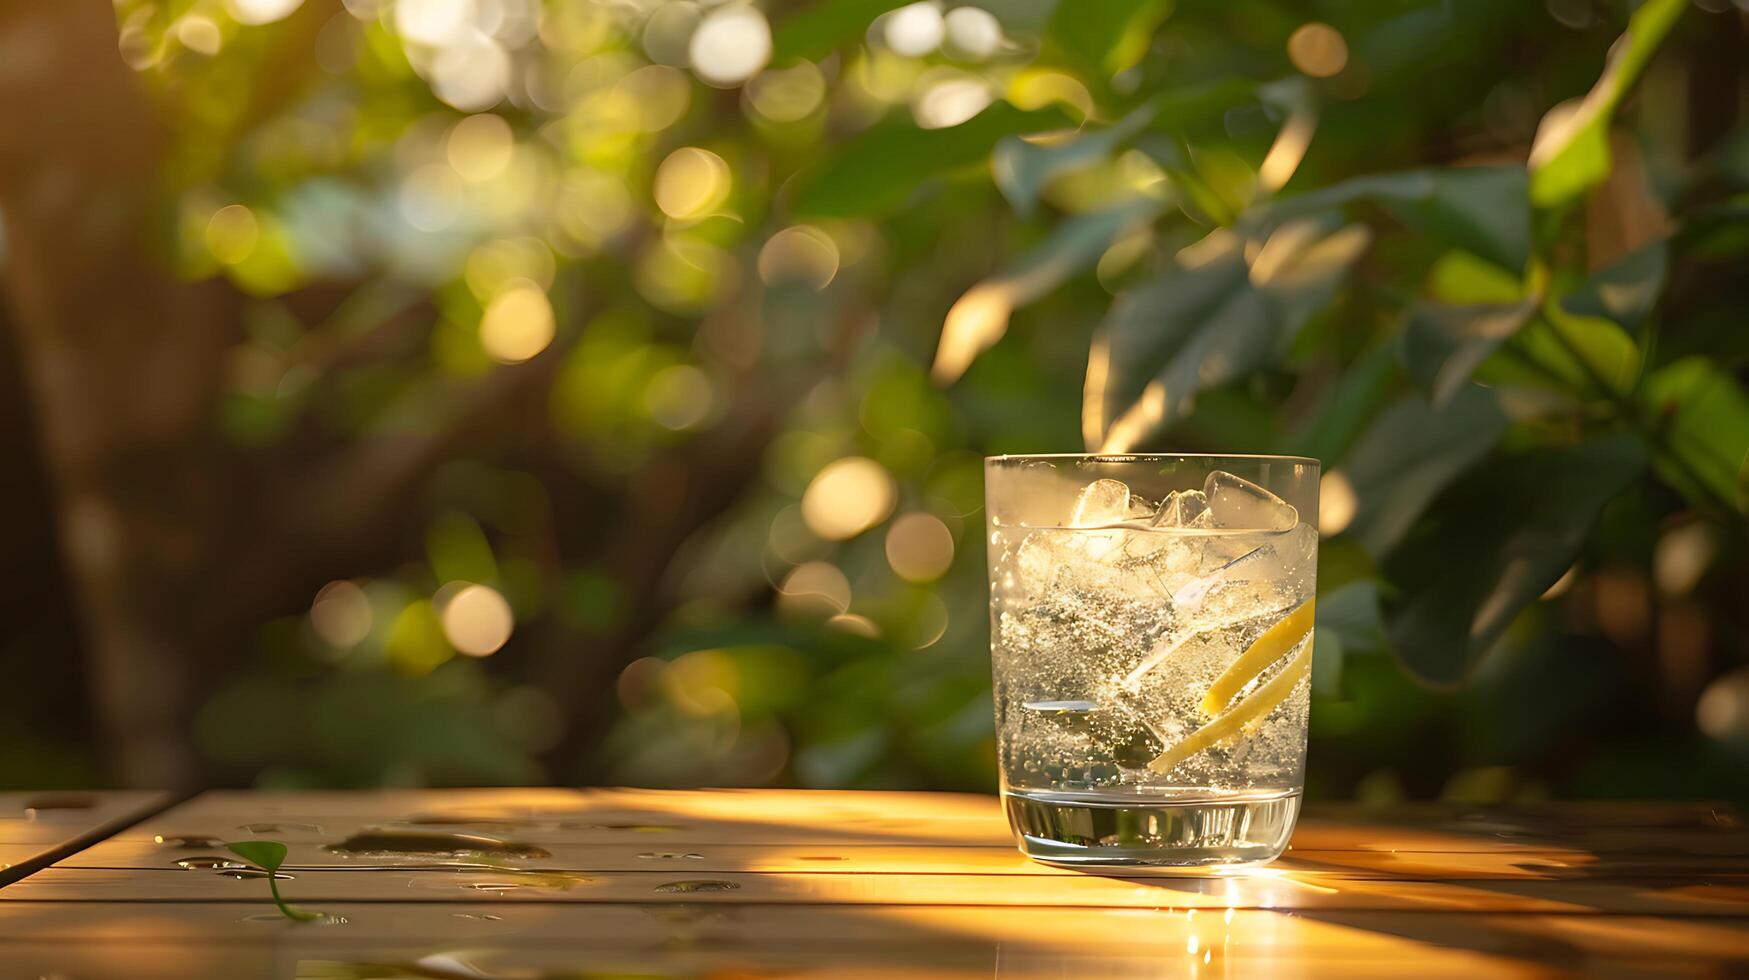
(985, 454, 1319, 866)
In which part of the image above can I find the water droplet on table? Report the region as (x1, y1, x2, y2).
(155, 834, 225, 849)
(325, 830, 551, 859)
(654, 879, 741, 893)
(217, 868, 294, 880)
(174, 856, 250, 871)
(238, 822, 322, 834)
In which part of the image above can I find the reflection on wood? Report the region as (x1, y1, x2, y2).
(1, 790, 1746, 976)
(0, 791, 172, 886)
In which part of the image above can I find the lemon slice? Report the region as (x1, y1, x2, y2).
(1199, 598, 1315, 717)
(1146, 634, 1312, 774)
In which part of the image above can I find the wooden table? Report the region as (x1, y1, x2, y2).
(1, 789, 1746, 976)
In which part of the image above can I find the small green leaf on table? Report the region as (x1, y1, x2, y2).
(225, 840, 326, 923)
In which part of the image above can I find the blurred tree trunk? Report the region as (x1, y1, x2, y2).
(0, 0, 236, 787)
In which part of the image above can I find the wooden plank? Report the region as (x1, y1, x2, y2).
(122, 791, 1749, 854)
(17, 863, 1749, 914)
(57, 835, 1749, 883)
(0, 791, 173, 885)
(0, 903, 1743, 976)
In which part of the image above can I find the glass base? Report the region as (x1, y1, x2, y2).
(1003, 788, 1301, 868)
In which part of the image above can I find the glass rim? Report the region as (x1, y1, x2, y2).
(986, 452, 1320, 466)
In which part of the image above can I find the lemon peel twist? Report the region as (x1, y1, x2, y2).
(1147, 600, 1315, 774)
(1200, 598, 1315, 717)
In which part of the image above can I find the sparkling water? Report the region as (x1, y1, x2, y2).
(988, 470, 1317, 865)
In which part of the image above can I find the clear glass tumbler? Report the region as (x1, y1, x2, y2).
(985, 454, 1319, 866)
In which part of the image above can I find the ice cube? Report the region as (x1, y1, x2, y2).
(1152, 489, 1212, 529)
(1175, 521, 1315, 612)
(1204, 471, 1298, 531)
(1070, 478, 1133, 527)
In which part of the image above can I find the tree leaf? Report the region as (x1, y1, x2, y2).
(1643, 357, 1749, 514)
(993, 80, 1257, 216)
(992, 108, 1154, 218)
(1400, 299, 1538, 405)
(1049, 0, 1174, 80)
(1427, 250, 1524, 305)
(1268, 167, 1532, 272)
(1527, 0, 1686, 209)
(789, 104, 1065, 219)
(1525, 306, 1642, 396)
(1560, 240, 1667, 333)
(1288, 341, 1401, 464)
(1093, 219, 1368, 450)
(1336, 386, 1510, 558)
(932, 197, 1163, 383)
(1383, 435, 1647, 686)
(225, 840, 288, 873)
(773, 0, 911, 61)
(1676, 195, 1749, 259)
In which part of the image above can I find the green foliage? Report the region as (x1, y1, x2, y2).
(86, 0, 1749, 803)
(1527, 0, 1687, 209)
(1383, 435, 1646, 685)
(792, 104, 1065, 218)
(1050, 0, 1174, 81)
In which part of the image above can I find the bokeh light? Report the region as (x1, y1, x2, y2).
(1698, 668, 1749, 742)
(205, 205, 259, 265)
(828, 613, 881, 637)
(944, 6, 1001, 60)
(912, 70, 995, 129)
(446, 114, 515, 182)
(884, 2, 945, 57)
(757, 225, 840, 290)
(747, 61, 827, 123)
(1654, 523, 1714, 595)
(309, 580, 372, 648)
(800, 457, 897, 540)
(428, 33, 510, 111)
(479, 280, 556, 363)
(644, 364, 715, 430)
(777, 561, 852, 618)
(1318, 471, 1357, 536)
(885, 512, 955, 582)
(615, 65, 692, 132)
(689, 5, 771, 87)
(177, 15, 224, 54)
(654, 147, 732, 220)
(400, 163, 463, 232)
(1287, 22, 1348, 78)
(439, 582, 515, 656)
(225, 0, 303, 27)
